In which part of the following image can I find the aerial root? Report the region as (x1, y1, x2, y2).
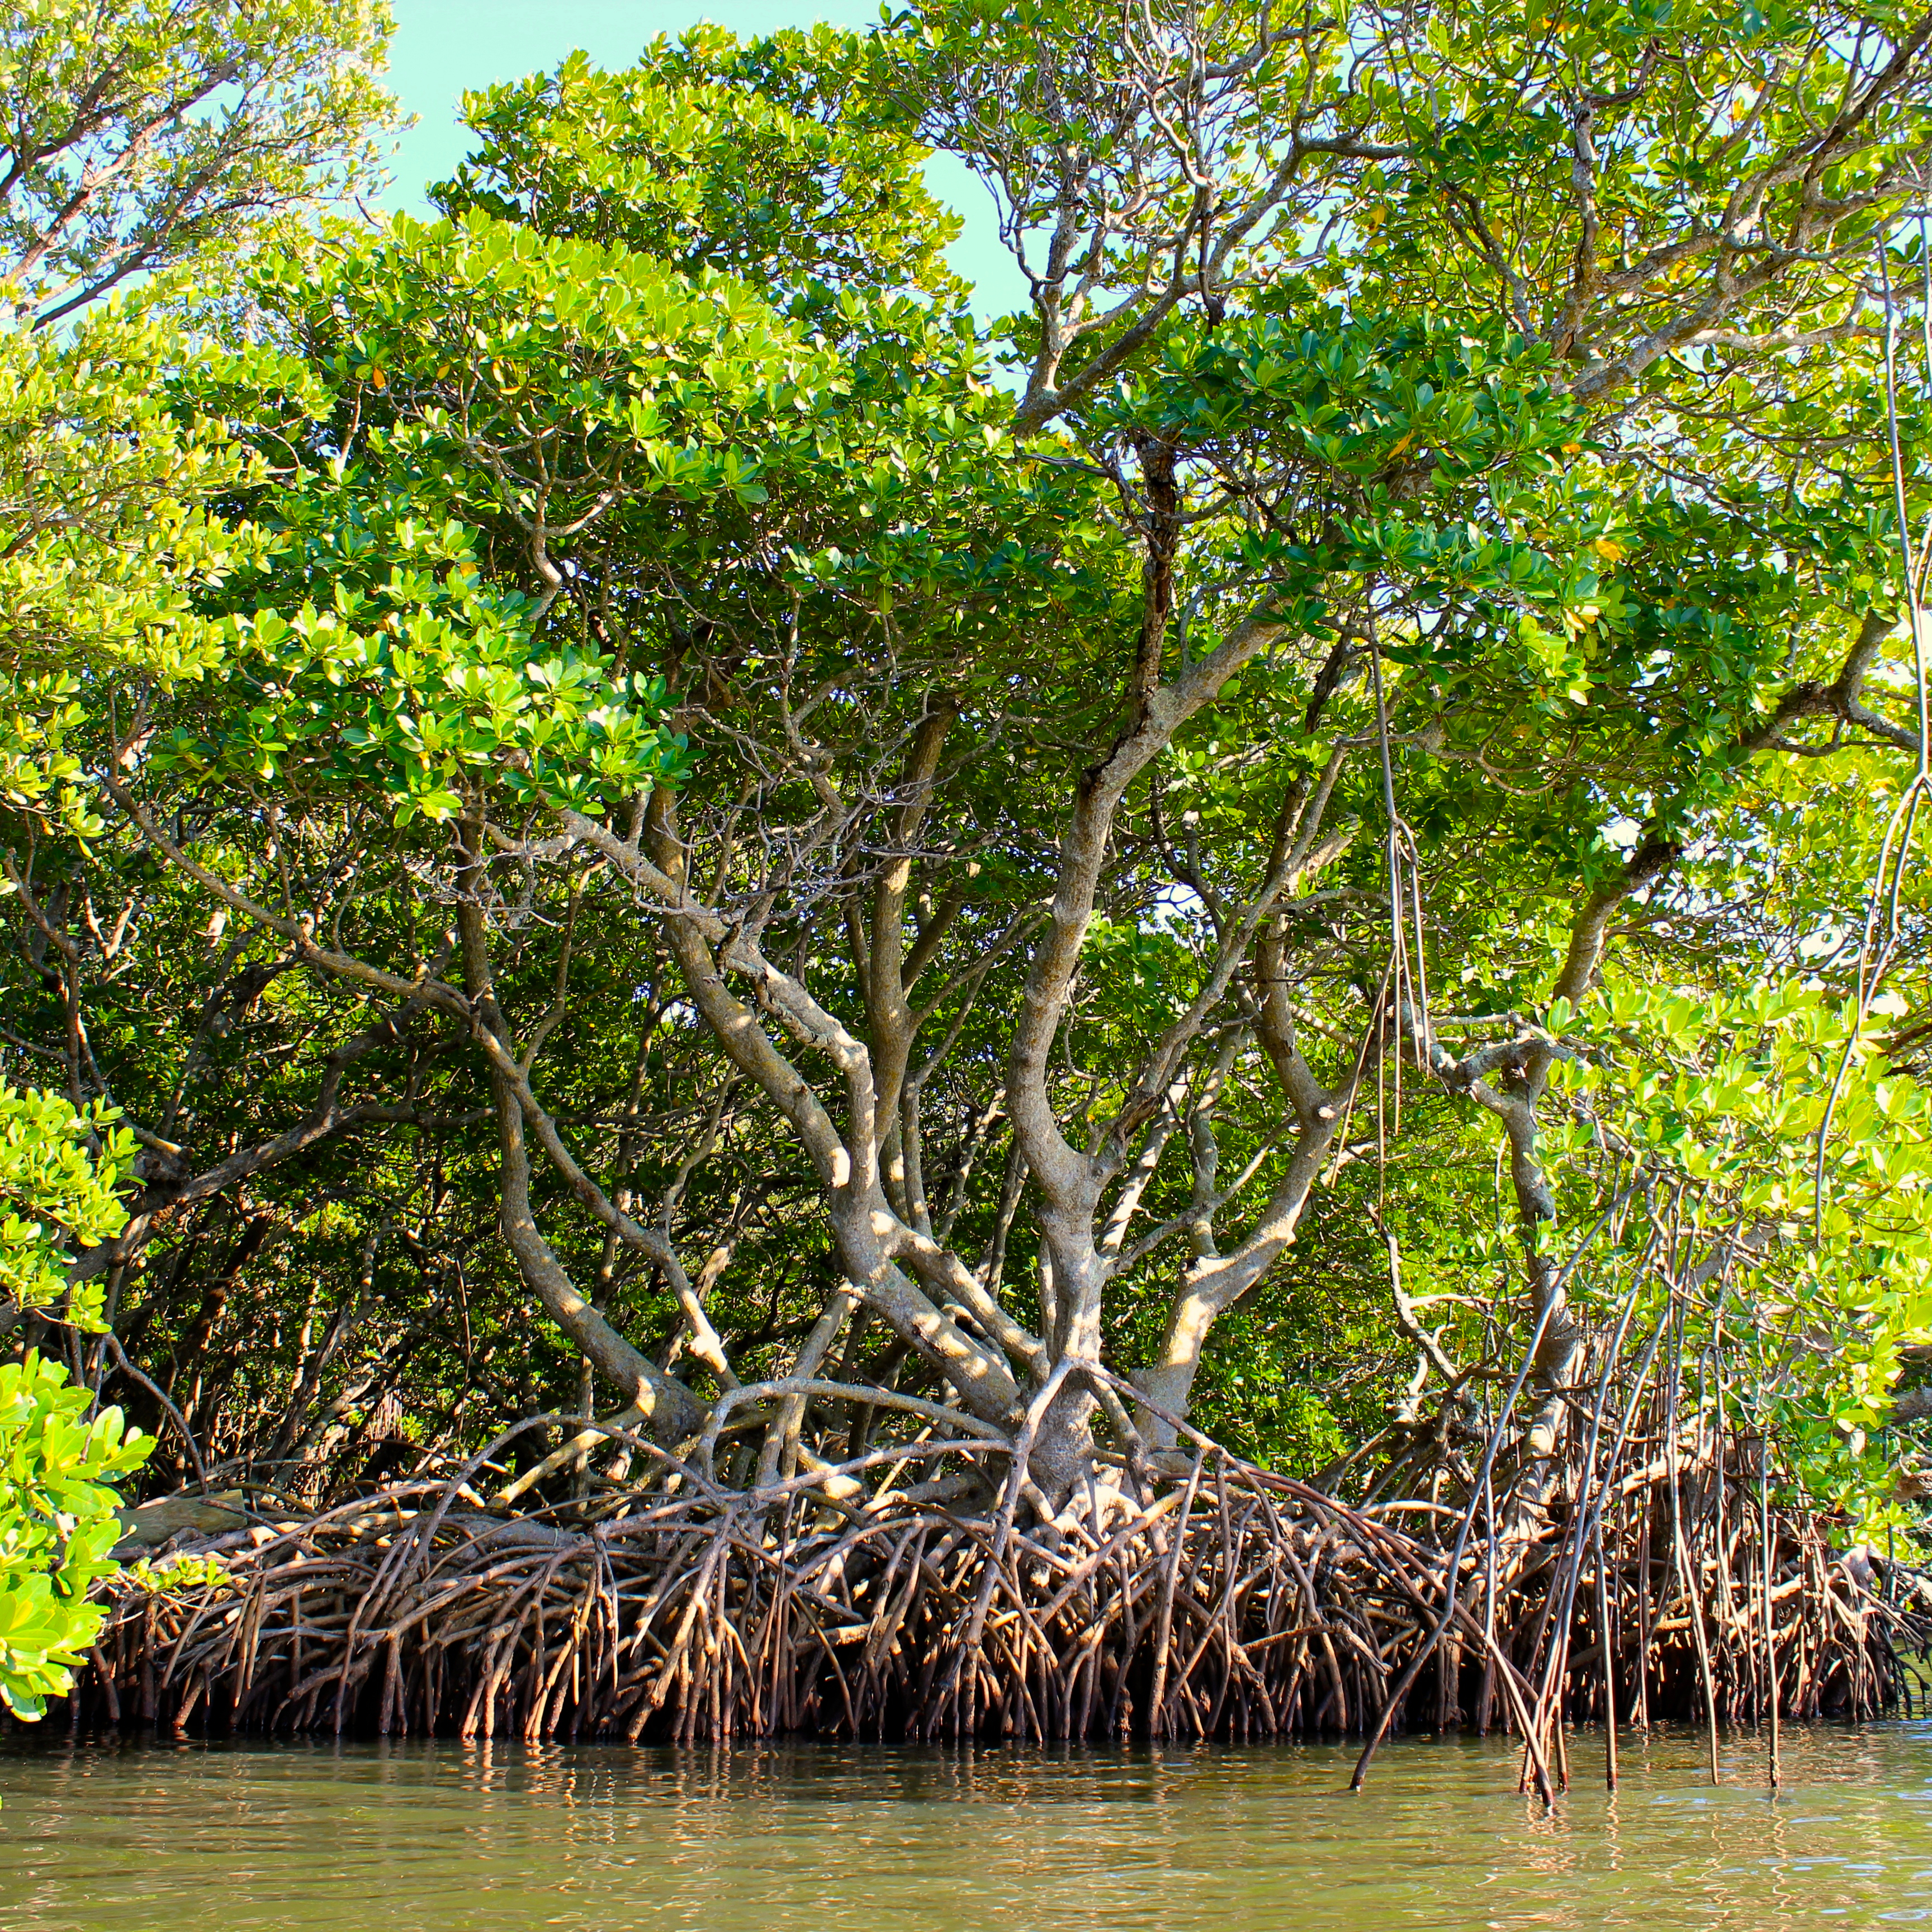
(67, 1447, 1930, 1761)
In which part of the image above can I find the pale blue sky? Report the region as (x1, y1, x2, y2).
(378, 0, 1023, 309)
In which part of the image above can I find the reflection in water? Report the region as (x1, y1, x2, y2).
(3, 1724, 1932, 1930)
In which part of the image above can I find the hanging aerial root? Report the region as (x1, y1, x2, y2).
(60, 1439, 1930, 1750)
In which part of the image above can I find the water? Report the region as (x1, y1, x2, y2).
(3, 1725, 1932, 1929)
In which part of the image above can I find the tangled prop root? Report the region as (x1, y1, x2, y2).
(68, 1448, 1929, 1767)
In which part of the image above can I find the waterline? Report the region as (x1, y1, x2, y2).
(4, 1725, 1931, 1929)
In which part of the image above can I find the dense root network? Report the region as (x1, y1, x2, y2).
(65, 1427, 1929, 1796)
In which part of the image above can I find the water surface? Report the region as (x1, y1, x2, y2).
(4, 1724, 1931, 1929)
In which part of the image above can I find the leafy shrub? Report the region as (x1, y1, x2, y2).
(0, 1352, 150, 1722)
(0, 1082, 137, 1333)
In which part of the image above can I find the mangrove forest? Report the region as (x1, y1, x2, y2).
(6, 0, 1932, 1799)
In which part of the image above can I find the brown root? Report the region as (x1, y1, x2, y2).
(68, 1439, 1930, 1769)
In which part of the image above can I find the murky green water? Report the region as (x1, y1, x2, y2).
(3, 1725, 1931, 1929)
